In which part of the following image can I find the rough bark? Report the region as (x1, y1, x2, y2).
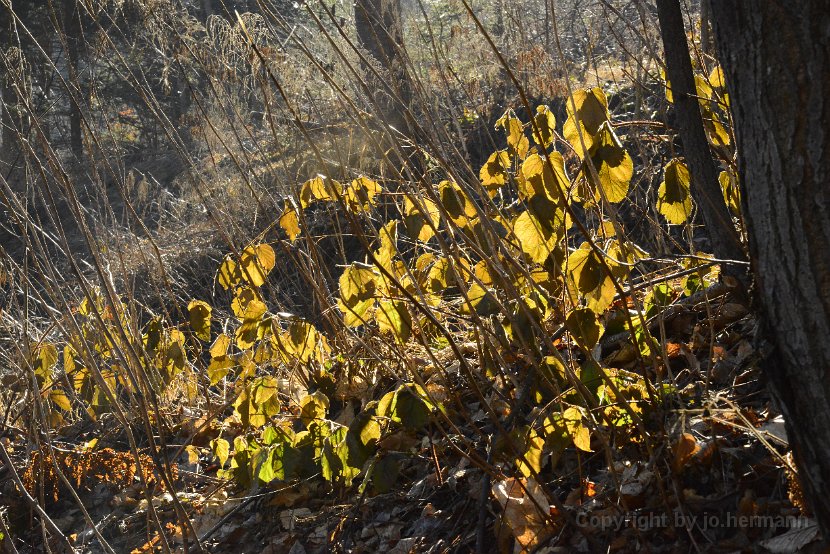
(63, 0, 83, 160)
(0, 4, 19, 178)
(353, 0, 412, 136)
(656, 0, 747, 272)
(711, 0, 830, 536)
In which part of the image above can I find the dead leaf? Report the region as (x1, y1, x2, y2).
(672, 432, 701, 473)
(492, 477, 555, 553)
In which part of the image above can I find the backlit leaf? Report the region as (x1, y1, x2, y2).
(565, 308, 604, 350)
(520, 152, 568, 203)
(207, 356, 234, 384)
(376, 300, 412, 343)
(299, 175, 342, 208)
(338, 264, 378, 327)
(403, 196, 441, 242)
(657, 159, 693, 224)
(231, 286, 267, 320)
(587, 122, 632, 204)
(563, 87, 610, 156)
(344, 176, 382, 213)
(239, 244, 276, 287)
(532, 104, 556, 149)
(496, 109, 529, 159)
(719, 170, 741, 216)
(300, 391, 329, 426)
(563, 407, 592, 452)
(49, 390, 72, 411)
(279, 200, 301, 242)
(211, 437, 230, 467)
(565, 243, 617, 314)
(210, 333, 231, 359)
(479, 150, 511, 195)
(517, 429, 545, 478)
(513, 210, 562, 264)
(218, 257, 242, 290)
(34, 343, 58, 383)
(188, 299, 212, 341)
(439, 180, 477, 226)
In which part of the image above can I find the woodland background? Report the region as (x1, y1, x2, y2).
(1, 0, 828, 553)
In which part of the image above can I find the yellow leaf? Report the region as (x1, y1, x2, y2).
(376, 300, 412, 343)
(279, 200, 301, 242)
(665, 73, 717, 104)
(207, 356, 234, 384)
(34, 343, 58, 383)
(532, 104, 556, 149)
(565, 308, 604, 350)
(235, 318, 267, 350)
(657, 159, 693, 224)
(513, 210, 562, 264)
(517, 429, 545, 478)
(438, 180, 477, 226)
(188, 299, 212, 341)
(338, 264, 378, 327)
(282, 320, 319, 363)
(563, 87, 610, 156)
(299, 175, 342, 208)
(344, 176, 382, 213)
(231, 286, 267, 320)
(252, 375, 279, 406)
(694, 74, 713, 100)
(239, 244, 276, 287)
(563, 407, 592, 452)
(210, 333, 231, 359)
(709, 65, 725, 89)
(375, 220, 399, 271)
(460, 282, 497, 316)
(403, 196, 441, 242)
(587, 122, 632, 204)
(185, 445, 200, 465)
(300, 391, 329, 426)
(520, 152, 569, 203)
(703, 109, 731, 146)
(49, 389, 72, 411)
(218, 257, 242, 290)
(495, 109, 529, 159)
(719, 170, 741, 216)
(479, 150, 511, 195)
(565, 243, 617, 314)
(211, 437, 230, 467)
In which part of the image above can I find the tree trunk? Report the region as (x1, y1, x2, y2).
(63, 0, 83, 160)
(655, 0, 747, 272)
(711, 0, 830, 536)
(0, 3, 19, 179)
(353, 0, 412, 137)
(699, 0, 712, 55)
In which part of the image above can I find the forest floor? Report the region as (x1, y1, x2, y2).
(2, 279, 822, 553)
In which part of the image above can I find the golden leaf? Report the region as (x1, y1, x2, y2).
(187, 299, 212, 341)
(563, 87, 610, 156)
(279, 200, 301, 242)
(657, 159, 693, 224)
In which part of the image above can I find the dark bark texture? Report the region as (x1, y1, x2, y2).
(354, 0, 412, 136)
(711, 0, 830, 536)
(63, 0, 84, 160)
(0, 4, 18, 177)
(656, 0, 747, 271)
